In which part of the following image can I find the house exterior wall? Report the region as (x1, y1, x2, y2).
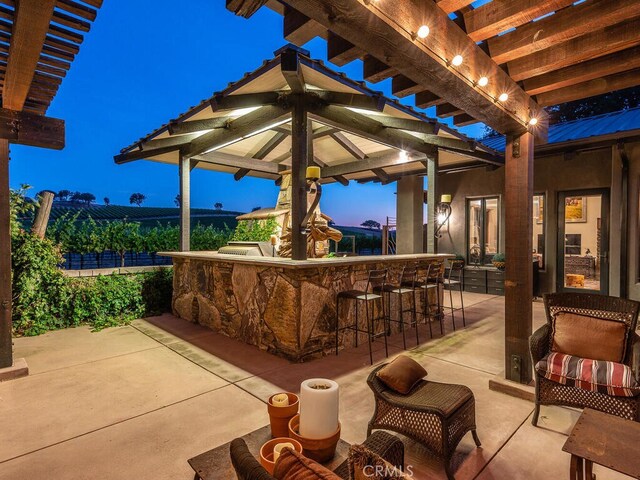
(436, 144, 638, 297)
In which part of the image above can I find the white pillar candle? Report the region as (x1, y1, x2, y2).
(299, 378, 339, 439)
(273, 442, 295, 462)
(271, 393, 289, 407)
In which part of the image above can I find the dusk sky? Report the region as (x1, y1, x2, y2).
(10, 0, 485, 226)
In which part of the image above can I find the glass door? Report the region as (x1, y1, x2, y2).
(557, 189, 609, 294)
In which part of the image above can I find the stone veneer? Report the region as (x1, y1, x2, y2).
(170, 254, 449, 361)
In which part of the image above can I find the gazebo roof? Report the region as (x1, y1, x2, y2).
(116, 45, 502, 185)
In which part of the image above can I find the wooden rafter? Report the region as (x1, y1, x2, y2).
(0, 107, 63, 149)
(168, 116, 231, 135)
(488, 0, 640, 65)
(363, 55, 397, 83)
(436, 0, 475, 15)
(184, 105, 292, 158)
(464, 0, 575, 43)
(210, 92, 282, 111)
(284, 6, 325, 46)
(321, 150, 427, 178)
(253, 131, 287, 159)
(3, 0, 55, 110)
(331, 131, 366, 160)
(195, 150, 283, 175)
(252, 0, 544, 135)
(536, 68, 640, 107)
(523, 46, 640, 96)
(508, 17, 640, 82)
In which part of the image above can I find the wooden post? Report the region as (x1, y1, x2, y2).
(179, 154, 191, 252)
(426, 154, 438, 254)
(31, 190, 54, 239)
(290, 94, 308, 260)
(504, 132, 534, 384)
(0, 139, 12, 368)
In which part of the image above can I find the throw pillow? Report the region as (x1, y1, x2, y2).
(552, 311, 627, 363)
(273, 448, 341, 480)
(376, 355, 427, 394)
(348, 444, 407, 480)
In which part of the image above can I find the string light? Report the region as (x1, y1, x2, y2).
(498, 93, 509, 102)
(417, 25, 430, 38)
(477, 76, 488, 87)
(528, 117, 538, 126)
(451, 55, 463, 66)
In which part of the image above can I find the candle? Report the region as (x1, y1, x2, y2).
(299, 378, 339, 439)
(273, 442, 295, 462)
(306, 166, 321, 180)
(440, 194, 452, 204)
(271, 393, 289, 407)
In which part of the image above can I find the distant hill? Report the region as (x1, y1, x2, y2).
(43, 205, 244, 230)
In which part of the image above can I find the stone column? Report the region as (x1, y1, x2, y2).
(396, 175, 424, 254)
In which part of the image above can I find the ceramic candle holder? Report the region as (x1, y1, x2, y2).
(267, 392, 299, 438)
(259, 437, 303, 475)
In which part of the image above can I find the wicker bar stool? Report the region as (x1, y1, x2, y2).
(375, 265, 420, 350)
(335, 269, 388, 365)
(443, 260, 465, 330)
(419, 260, 445, 337)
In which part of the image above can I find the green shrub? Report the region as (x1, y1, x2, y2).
(231, 217, 278, 242)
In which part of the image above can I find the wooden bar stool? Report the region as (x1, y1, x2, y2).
(419, 261, 444, 337)
(335, 269, 388, 365)
(375, 265, 420, 350)
(443, 260, 465, 330)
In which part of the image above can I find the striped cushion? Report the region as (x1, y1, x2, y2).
(536, 352, 640, 397)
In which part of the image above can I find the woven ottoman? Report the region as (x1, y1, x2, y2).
(367, 364, 481, 480)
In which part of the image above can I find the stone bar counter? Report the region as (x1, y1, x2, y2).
(163, 252, 453, 361)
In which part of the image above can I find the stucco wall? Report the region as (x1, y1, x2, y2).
(437, 146, 619, 295)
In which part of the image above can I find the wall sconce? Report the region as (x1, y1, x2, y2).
(434, 194, 452, 238)
(300, 166, 322, 233)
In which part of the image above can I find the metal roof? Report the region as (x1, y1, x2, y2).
(481, 107, 640, 152)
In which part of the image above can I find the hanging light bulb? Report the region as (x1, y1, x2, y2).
(477, 76, 489, 87)
(451, 55, 463, 66)
(417, 25, 430, 39)
(528, 117, 538, 126)
(399, 150, 409, 162)
(498, 92, 509, 102)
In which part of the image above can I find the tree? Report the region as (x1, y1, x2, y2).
(79, 193, 95, 206)
(174, 194, 181, 207)
(547, 85, 640, 123)
(129, 193, 146, 207)
(214, 202, 223, 210)
(103, 197, 110, 206)
(361, 219, 381, 230)
(70, 191, 82, 204)
(56, 189, 72, 201)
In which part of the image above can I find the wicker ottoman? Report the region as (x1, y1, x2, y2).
(367, 365, 481, 480)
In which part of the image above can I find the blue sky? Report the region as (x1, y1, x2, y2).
(10, 0, 484, 226)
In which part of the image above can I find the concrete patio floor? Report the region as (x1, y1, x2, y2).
(0, 293, 633, 479)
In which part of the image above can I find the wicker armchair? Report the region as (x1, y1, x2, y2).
(366, 364, 480, 480)
(530, 293, 640, 426)
(229, 431, 404, 480)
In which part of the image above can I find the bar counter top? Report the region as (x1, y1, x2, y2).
(160, 251, 453, 269)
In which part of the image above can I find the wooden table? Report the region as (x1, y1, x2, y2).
(562, 408, 640, 480)
(188, 425, 350, 480)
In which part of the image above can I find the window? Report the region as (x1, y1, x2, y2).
(467, 196, 500, 265)
(533, 194, 545, 269)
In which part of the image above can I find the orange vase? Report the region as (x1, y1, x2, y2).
(267, 393, 299, 438)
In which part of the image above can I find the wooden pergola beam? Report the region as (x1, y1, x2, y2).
(114, 144, 181, 164)
(523, 46, 640, 96)
(307, 104, 437, 156)
(183, 105, 292, 158)
(392, 75, 423, 98)
(281, 47, 306, 93)
(0, 108, 64, 149)
(436, 0, 475, 15)
(508, 17, 640, 82)
(226, 0, 268, 19)
(139, 132, 202, 151)
(536, 68, 640, 107)
(415, 91, 445, 109)
(210, 91, 282, 111)
(436, 103, 464, 118)
(3, 0, 56, 110)
(284, 6, 325, 46)
(363, 55, 397, 83)
(488, 0, 640, 65)
(253, 131, 287, 159)
(331, 131, 366, 160)
(321, 150, 427, 177)
(327, 31, 362, 67)
(312, 91, 386, 112)
(234, 168, 250, 181)
(372, 116, 437, 136)
(168, 117, 231, 135)
(194, 150, 283, 175)
(259, 0, 544, 135)
(464, 0, 575, 43)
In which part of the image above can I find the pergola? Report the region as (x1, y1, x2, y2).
(0, 0, 102, 373)
(226, 0, 640, 385)
(116, 45, 501, 259)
